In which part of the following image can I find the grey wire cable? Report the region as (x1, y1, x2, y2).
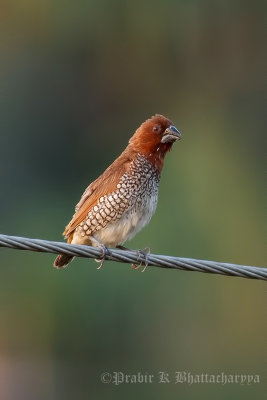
(0, 234, 266, 280)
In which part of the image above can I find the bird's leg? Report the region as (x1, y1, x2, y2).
(141, 247, 150, 272)
(90, 236, 110, 270)
(134, 247, 150, 272)
(116, 245, 131, 251)
(116, 245, 150, 271)
(140, 247, 150, 272)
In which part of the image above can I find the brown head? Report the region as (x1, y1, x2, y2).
(129, 114, 181, 171)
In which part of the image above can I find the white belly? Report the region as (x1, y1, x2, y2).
(94, 190, 158, 247)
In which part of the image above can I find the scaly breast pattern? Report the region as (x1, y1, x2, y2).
(75, 154, 160, 246)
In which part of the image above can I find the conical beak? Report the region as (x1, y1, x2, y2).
(161, 125, 182, 143)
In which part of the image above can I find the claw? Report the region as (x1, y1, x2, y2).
(116, 245, 150, 272)
(96, 244, 110, 269)
(90, 236, 110, 270)
(116, 245, 140, 269)
(131, 262, 141, 270)
(132, 247, 150, 272)
(131, 249, 142, 270)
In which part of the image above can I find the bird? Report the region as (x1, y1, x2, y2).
(53, 114, 181, 269)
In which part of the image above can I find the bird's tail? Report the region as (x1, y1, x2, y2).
(53, 233, 75, 268)
(53, 254, 74, 268)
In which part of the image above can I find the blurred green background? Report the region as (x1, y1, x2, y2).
(0, 1, 266, 399)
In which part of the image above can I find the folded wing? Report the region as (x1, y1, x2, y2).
(63, 150, 133, 240)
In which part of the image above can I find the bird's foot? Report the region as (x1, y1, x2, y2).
(115, 245, 150, 272)
(95, 244, 110, 269)
(90, 236, 110, 269)
(132, 247, 150, 272)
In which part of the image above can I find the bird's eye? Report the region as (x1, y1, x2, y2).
(153, 125, 161, 133)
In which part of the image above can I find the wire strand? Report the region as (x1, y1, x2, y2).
(0, 234, 266, 280)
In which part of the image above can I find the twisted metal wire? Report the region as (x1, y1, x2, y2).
(0, 234, 266, 280)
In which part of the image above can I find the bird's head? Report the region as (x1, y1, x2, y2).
(129, 114, 181, 170)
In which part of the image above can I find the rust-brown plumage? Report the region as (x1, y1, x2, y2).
(54, 114, 181, 268)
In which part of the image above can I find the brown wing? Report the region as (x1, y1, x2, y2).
(63, 149, 134, 239)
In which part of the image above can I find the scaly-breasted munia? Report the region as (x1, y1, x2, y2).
(54, 114, 181, 268)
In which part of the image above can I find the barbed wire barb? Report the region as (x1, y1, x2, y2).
(0, 234, 266, 281)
